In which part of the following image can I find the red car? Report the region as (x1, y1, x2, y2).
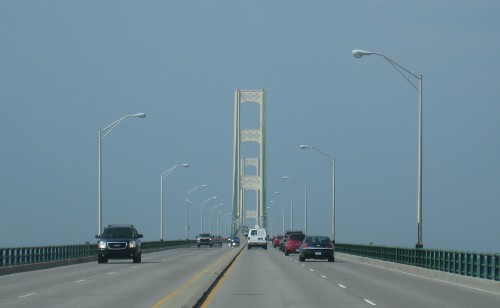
(284, 233, 306, 256)
(272, 235, 282, 248)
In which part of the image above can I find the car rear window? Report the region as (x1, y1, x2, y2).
(290, 234, 305, 241)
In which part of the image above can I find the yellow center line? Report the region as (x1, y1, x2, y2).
(151, 254, 229, 308)
(200, 248, 246, 308)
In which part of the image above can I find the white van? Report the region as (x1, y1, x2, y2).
(247, 227, 267, 250)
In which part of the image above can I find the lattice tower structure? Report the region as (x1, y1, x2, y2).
(232, 89, 267, 234)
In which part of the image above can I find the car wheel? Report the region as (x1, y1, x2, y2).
(133, 254, 141, 263)
(285, 251, 289, 256)
(299, 255, 305, 262)
(264, 246, 267, 250)
(210, 244, 213, 247)
(248, 245, 251, 250)
(328, 256, 335, 262)
(197, 245, 200, 248)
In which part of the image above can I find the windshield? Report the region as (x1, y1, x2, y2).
(199, 233, 211, 237)
(290, 234, 305, 241)
(103, 228, 134, 239)
(306, 236, 331, 245)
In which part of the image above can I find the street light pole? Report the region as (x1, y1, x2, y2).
(210, 203, 223, 234)
(217, 209, 230, 235)
(160, 163, 189, 241)
(353, 49, 423, 248)
(98, 113, 146, 236)
(200, 196, 218, 233)
(300, 145, 336, 243)
(185, 184, 207, 239)
(270, 200, 285, 235)
(282, 176, 308, 234)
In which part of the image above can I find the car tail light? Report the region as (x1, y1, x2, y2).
(302, 243, 308, 248)
(327, 243, 333, 249)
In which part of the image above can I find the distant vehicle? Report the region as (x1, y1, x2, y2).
(228, 236, 240, 247)
(197, 233, 212, 248)
(210, 235, 223, 247)
(299, 235, 335, 262)
(95, 224, 143, 263)
(247, 227, 267, 250)
(272, 235, 282, 248)
(284, 233, 306, 256)
(280, 230, 304, 252)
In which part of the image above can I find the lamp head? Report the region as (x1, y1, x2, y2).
(282, 176, 291, 180)
(352, 49, 373, 58)
(131, 113, 147, 118)
(181, 164, 189, 168)
(299, 145, 312, 149)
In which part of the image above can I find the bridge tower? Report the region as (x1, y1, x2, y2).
(232, 89, 267, 234)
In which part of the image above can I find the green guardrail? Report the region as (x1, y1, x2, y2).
(336, 243, 500, 281)
(0, 240, 196, 267)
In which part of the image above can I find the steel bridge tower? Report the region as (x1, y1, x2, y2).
(232, 89, 267, 234)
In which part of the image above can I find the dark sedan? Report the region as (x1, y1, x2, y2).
(298, 235, 334, 262)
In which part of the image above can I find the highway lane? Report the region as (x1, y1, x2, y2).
(0, 245, 231, 308)
(204, 245, 500, 308)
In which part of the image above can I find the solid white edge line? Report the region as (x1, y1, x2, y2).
(364, 299, 377, 306)
(74, 279, 85, 283)
(18, 293, 36, 298)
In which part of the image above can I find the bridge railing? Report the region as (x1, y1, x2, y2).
(0, 240, 195, 267)
(336, 243, 500, 281)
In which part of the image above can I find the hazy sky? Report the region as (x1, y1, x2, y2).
(1, 1, 499, 253)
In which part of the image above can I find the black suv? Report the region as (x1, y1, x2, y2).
(95, 224, 143, 263)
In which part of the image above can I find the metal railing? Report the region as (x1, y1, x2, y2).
(336, 243, 500, 281)
(0, 240, 195, 267)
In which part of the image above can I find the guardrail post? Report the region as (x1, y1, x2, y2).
(487, 255, 493, 280)
(480, 254, 485, 278)
(495, 254, 499, 281)
(472, 253, 478, 277)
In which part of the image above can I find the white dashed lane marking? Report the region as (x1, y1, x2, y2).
(364, 299, 377, 306)
(18, 293, 36, 298)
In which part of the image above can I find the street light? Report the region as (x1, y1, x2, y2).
(210, 203, 223, 234)
(220, 213, 232, 237)
(273, 191, 293, 230)
(217, 209, 230, 235)
(300, 145, 336, 243)
(160, 163, 189, 241)
(200, 196, 218, 233)
(98, 113, 146, 236)
(185, 184, 207, 239)
(353, 49, 423, 248)
(269, 200, 284, 235)
(282, 176, 308, 234)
